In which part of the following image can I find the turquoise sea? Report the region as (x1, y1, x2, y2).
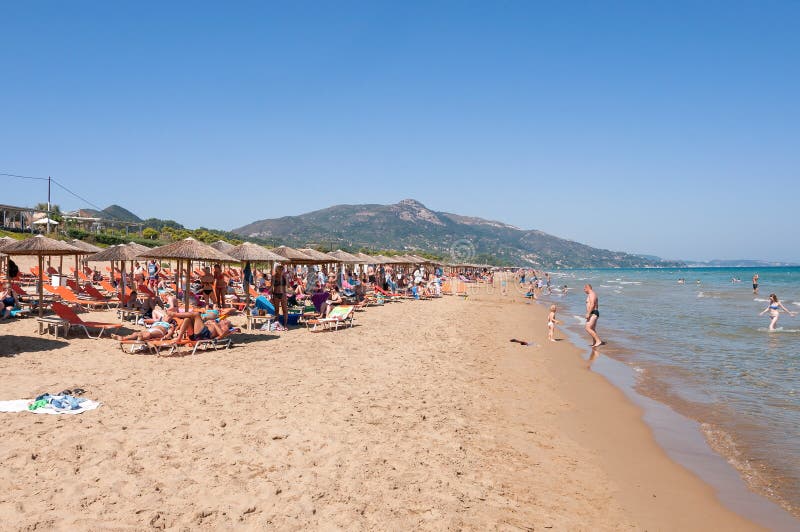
(538, 267, 799, 520)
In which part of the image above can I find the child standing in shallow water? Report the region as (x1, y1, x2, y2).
(547, 304, 561, 342)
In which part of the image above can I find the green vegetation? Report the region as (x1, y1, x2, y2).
(0, 229, 27, 240)
(142, 227, 159, 240)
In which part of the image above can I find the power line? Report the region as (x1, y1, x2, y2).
(0, 172, 49, 181)
(1, 170, 133, 224)
(51, 178, 106, 213)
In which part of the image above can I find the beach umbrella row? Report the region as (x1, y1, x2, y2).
(2, 233, 441, 315)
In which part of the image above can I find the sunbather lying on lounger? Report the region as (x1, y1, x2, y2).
(169, 311, 232, 341)
(112, 318, 178, 341)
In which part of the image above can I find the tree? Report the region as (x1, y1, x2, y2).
(142, 227, 159, 240)
(34, 202, 63, 222)
(34, 202, 61, 214)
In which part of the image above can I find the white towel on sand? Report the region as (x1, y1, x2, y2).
(0, 399, 101, 415)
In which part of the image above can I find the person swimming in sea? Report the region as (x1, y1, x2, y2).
(759, 293, 796, 331)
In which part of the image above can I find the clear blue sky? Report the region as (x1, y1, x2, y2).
(2, 1, 798, 262)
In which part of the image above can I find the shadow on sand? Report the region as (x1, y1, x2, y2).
(235, 333, 281, 345)
(0, 335, 70, 357)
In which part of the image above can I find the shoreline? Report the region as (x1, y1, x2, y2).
(515, 282, 798, 529)
(536, 268, 800, 524)
(0, 275, 781, 528)
(471, 284, 764, 531)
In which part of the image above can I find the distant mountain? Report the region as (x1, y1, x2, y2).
(78, 204, 143, 222)
(233, 199, 684, 268)
(684, 259, 800, 268)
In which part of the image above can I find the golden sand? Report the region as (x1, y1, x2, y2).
(0, 279, 758, 529)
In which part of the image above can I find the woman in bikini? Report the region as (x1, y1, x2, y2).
(271, 264, 289, 326)
(759, 293, 796, 331)
(199, 267, 216, 308)
(321, 286, 343, 317)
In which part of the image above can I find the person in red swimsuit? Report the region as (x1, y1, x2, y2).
(213, 264, 226, 310)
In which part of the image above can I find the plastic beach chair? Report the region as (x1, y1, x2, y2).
(50, 302, 124, 339)
(155, 327, 240, 356)
(47, 285, 111, 310)
(305, 305, 355, 332)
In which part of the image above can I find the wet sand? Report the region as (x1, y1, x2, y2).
(0, 279, 759, 529)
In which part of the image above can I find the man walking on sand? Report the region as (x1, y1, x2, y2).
(584, 284, 603, 348)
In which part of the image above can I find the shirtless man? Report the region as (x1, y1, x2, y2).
(752, 273, 759, 295)
(584, 284, 603, 348)
(199, 267, 216, 308)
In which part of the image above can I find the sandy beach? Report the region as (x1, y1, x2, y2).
(0, 279, 759, 530)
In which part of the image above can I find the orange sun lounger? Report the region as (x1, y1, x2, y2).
(46, 285, 111, 310)
(51, 302, 123, 339)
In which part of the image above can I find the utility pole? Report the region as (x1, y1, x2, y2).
(47, 176, 51, 235)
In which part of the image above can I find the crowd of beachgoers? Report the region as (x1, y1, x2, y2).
(0, 236, 497, 354)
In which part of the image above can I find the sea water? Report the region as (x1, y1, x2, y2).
(538, 267, 799, 519)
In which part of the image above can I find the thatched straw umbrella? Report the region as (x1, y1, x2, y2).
(324, 250, 360, 285)
(210, 240, 236, 254)
(0, 236, 15, 250)
(327, 250, 361, 263)
(228, 242, 285, 310)
(270, 246, 315, 267)
(140, 237, 236, 310)
(127, 241, 150, 255)
(372, 255, 397, 265)
(229, 242, 284, 263)
(69, 239, 102, 253)
(352, 252, 379, 264)
(2, 235, 83, 317)
(88, 244, 143, 303)
(69, 239, 103, 279)
(297, 248, 337, 263)
(123, 242, 153, 278)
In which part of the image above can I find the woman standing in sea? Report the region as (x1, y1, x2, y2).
(759, 293, 796, 331)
